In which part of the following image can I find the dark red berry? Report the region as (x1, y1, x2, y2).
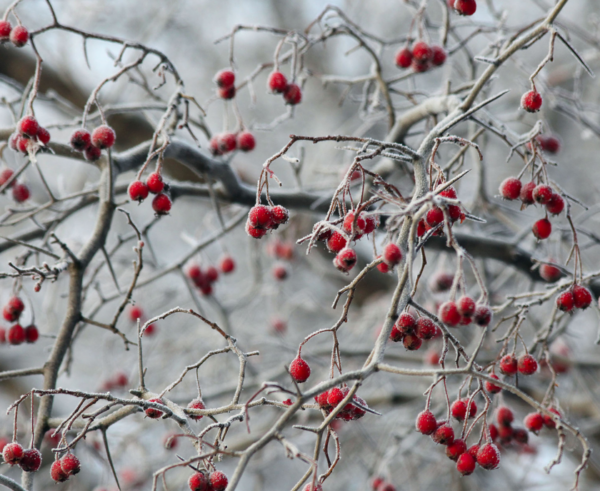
(395, 47, 412, 68)
(485, 373, 502, 394)
(19, 448, 42, 472)
(334, 247, 357, 273)
(91, 125, 116, 149)
(128, 181, 149, 202)
(499, 177, 522, 200)
(237, 131, 256, 152)
(8, 324, 25, 345)
(187, 398, 205, 421)
(457, 296, 476, 317)
(389, 325, 404, 342)
(541, 135, 560, 153)
(412, 42, 432, 63)
(205, 265, 219, 283)
(51, 459, 69, 482)
(454, 0, 477, 15)
(84, 145, 102, 161)
(248, 205, 273, 229)
(12, 183, 30, 203)
(416, 318, 437, 340)
(573, 285, 592, 309)
(439, 301, 460, 327)
(415, 410, 437, 435)
(60, 453, 80, 475)
(10, 25, 29, 47)
(145, 398, 165, 419)
(546, 193, 564, 215)
(214, 69, 235, 89)
(377, 258, 390, 274)
(268, 71, 288, 93)
(532, 184, 553, 204)
(496, 406, 514, 426)
(146, 172, 164, 194)
(396, 312, 416, 333)
(4, 296, 24, 321)
(271, 205, 289, 226)
(0, 168, 14, 187)
(290, 357, 311, 383)
(24, 325, 39, 343)
(19, 116, 39, 137)
(532, 218, 551, 240)
(540, 263, 561, 282)
(473, 304, 492, 327)
(218, 86, 236, 99)
(152, 193, 172, 215)
(70, 129, 92, 151)
(37, 127, 50, 145)
(283, 83, 302, 105)
(446, 438, 467, 461)
(520, 181, 536, 205)
(431, 46, 447, 66)
(403, 334, 422, 351)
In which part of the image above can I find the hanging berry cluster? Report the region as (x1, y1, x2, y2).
(0, 18, 29, 47)
(69, 124, 115, 161)
(128, 171, 172, 216)
(246, 204, 290, 239)
(395, 42, 446, 73)
(1, 296, 39, 345)
(268, 70, 302, 105)
(186, 256, 236, 297)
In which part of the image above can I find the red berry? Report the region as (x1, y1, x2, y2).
(114, 372, 128, 387)
(248, 205, 273, 229)
(209, 135, 223, 155)
(415, 410, 437, 435)
(19, 116, 39, 137)
(237, 131, 256, 152)
(315, 391, 330, 408)
(219, 255, 235, 274)
(271, 205, 289, 226)
(189, 472, 210, 491)
(363, 215, 378, 234)
(543, 408, 561, 429)
(499, 354, 518, 375)
(343, 210, 366, 236)
(412, 42, 432, 63)
(37, 127, 50, 145)
(532, 218, 551, 240)
(556, 291, 575, 312)
(0, 327, 5, 343)
(416, 317, 437, 340)
(476, 443, 500, 470)
(60, 453, 80, 475)
(524, 412, 544, 433)
(146, 172, 164, 194)
(246, 221, 267, 239)
(451, 399, 477, 421)
(411, 59, 430, 73)
(290, 357, 311, 383)
(395, 47, 412, 68)
(187, 398, 205, 421)
(468, 445, 480, 460)
(327, 387, 346, 407)
(489, 423, 499, 441)
(520, 181, 536, 205)
(540, 263, 561, 282)
(271, 317, 286, 333)
(220, 132, 238, 153)
(145, 398, 164, 419)
(19, 448, 42, 472)
(8, 324, 25, 345)
(218, 86, 236, 99)
(439, 301, 461, 327)
(532, 184, 553, 204)
(456, 452, 476, 475)
(403, 334, 422, 351)
(513, 427, 528, 444)
(474, 304, 492, 327)
(417, 219, 426, 237)
(70, 129, 92, 151)
(499, 177, 522, 200)
(454, 0, 477, 15)
(521, 90, 542, 112)
(4, 296, 24, 321)
(205, 266, 219, 283)
(496, 406, 514, 426)
(545, 193, 564, 215)
(541, 135, 561, 153)
(16, 135, 29, 154)
(426, 207, 444, 227)
(0, 20, 11, 41)
(24, 324, 39, 343)
(268, 71, 288, 93)
(432, 424, 455, 445)
(84, 145, 102, 161)
(214, 69, 235, 89)
(396, 312, 416, 333)
(129, 305, 144, 321)
(128, 180, 149, 202)
(51, 459, 70, 482)
(283, 83, 302, 105)
(457, 296, 476, 317)
(446, 438, 467, 461)
(383, 243, 402, 266)
(326, 232, 347, 253)
(376, 258, 390, 274)
(152, 193, 172, 215)
(10, 25, 28, 47)
(0, 168, 14, 187)
(334, 247, 357, 273)
(91, 125, 116, 149)
(273, 264, 288, 280)
(485, 373, 502, 394)
(431, 46, 447, 66)
(12, 182, 30, 203)
(518, 354, 538, 375)
(573, 285, 592, 309)
(2, 442, 24, 465)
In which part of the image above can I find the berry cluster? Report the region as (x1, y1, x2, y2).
(128, 170, 171, 215)
(2, 441, 42, 473)
(50, 453, 81, 483)
(246, 204, 290, 239)
(1, 296, 39, 345)
(215, 69, 236, 100)
(187, 397, 206, 421)
(188, 469, 228, 491)
(0, 167, 30, 203)
(209, 130, 256, 156)
(267, 71, 302, 105)
(416, 186, 465, 238)
(556, 284, 593, 312)
(389, 311, 441, 351)
(314, 386, 369, 421)
(448, 0, 477, 16)
(437, 295, 492, 328)
(376, 243, 403, 274)
(395, 41, 446, 73)
(0, 20, 29, 47)
(187, 259, 233, 296)
(69, 125, 115, 161)
(100, 371, 128, 391)
(145, 398, 165, 419)
(128, 305, 156, 336)
(9, 115, 51, 157)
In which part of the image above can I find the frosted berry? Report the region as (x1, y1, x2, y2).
(10, 25, 28, 47)
(70, 129, 92, 151)
(395, 47, 412, 68)
(446, 438, 467, 461)
(91, 125, 116, 149)
(521, 90, 542, 112)
(363, 215, 378, 234)
(290, 357, 311, 383)
(383, 243, 402, 266)
(520, 181, 536, 205)
(431, 46, 447, 66)
(499, 354, 518, 375)
(24, 324, 39, 343)
(417, 219, 426, 236)
(485, 373, 502, 394)
(396, 312, 416, 333)
(454, 0, 477, 15)
(342, 210, 366, 235)
(12, 183, 30, 203)
(19, 116, 39, 137)
(283, 83, 302, 105)
(237, 131, 256, 152)
(189, 472, 210, 491)
(328, 387, 346, 407)
(19, 448, 42, 472)
(334, 247, 357, 273)
(214, 69, 235, 88)
(84, 145, 102, 161)
(128, 181, 149, 202)
(218, 86, 236, 99)
(476, 443, 500, 470)
(556, 291, 574, 312)
(389, 325, 404, 342)
(326, 232, 347, 253)
(271, 205, 289, 226)
(376, 258, 390, 274)
(457, 296, 476, 317)
(415, 409, 437, 435)
(4, 296, 24, 321)
(412, 42, 432, 63)
(8, 324, 25, 345)
(451, 399, 477, 421)
(145, 398, 164, 419)
(499, 177, 522, 200)
(146, 172, 164, 194)
(268, 71, 288, 93)
(430, 272, 454, 292)
(496, 406, 514, 426)
(60, 453, 80, 475)
(187, 398, 206, 421)
(219, 255, 235, 274)
(573, 285, 592, 309)
(246, 221, 267, 239)
(403, 334, 422, 351)
(426, 207, 444, 227)
(248, 205, 273, 229)
(438, 301, 461, 327)
(0, 168, 14, 186)
(540, 263, 561, 282)
(474, 304, 492, 326)
(518, 354, 538, 375)
(532, 218, 551, 240)
(51, 459, 69, 482)
(2, 442, 24, 464)
(456, 452, 476, 475)
(546, 193, 564, 215)
(432, 424, 455, 445)
(0, 20, 11, 41)
(524, 412, 544, 433)
(37, 127, 51, 145)
(416, 317, 437, 340)
(532, 184, 553, 205)
(152, 193, 172, 215)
